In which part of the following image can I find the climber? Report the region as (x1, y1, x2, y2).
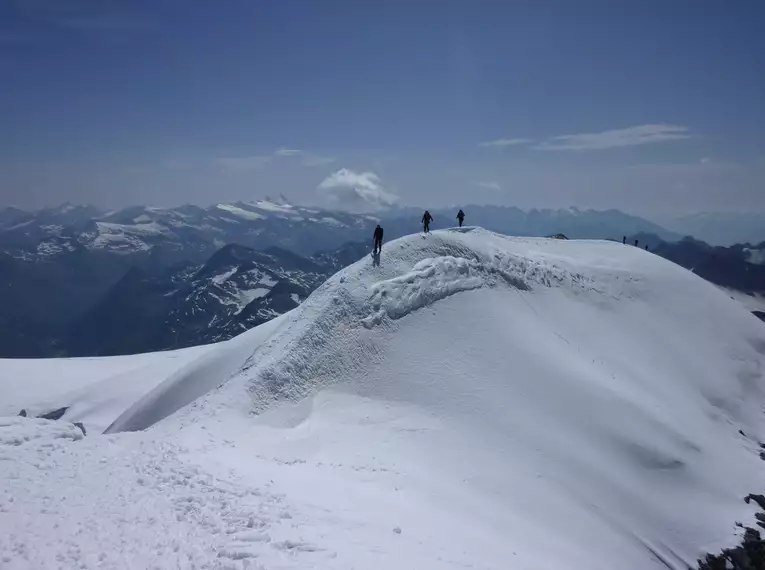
(373, 224, 384, 254)
(422, 210, 433, 233)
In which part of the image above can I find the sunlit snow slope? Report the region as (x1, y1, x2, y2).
(2, 227, 765, 570)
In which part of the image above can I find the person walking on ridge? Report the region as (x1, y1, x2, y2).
(373, 224, 384, 255)
(456, 209, 465, 227)
(422, 210, 433, 233)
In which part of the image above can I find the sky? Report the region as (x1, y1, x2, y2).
(1, 0, 764, 216)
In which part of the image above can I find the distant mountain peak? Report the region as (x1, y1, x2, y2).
(198, 243, 258, 274)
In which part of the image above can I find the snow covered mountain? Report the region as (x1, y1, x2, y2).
(2, 199, 375, 261)
(1, 201, 678, 263)
(2, 227, 764, 569)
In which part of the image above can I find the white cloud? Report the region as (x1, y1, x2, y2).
(533, 124, 692, 151)
(216, 155, 272, 171)
(317, 168, 399, 212)
(699, 157, 711, 164)
(479, 138, 531, 148)
(474, 181, 502, 191)
(274, 148, 302, 157)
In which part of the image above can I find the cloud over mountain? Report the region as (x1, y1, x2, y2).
(317, 168, 399, 212)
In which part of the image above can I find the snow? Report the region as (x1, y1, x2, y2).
(2, 227, 765, 569)
(5, 219, 34, 231)
(234, 287, 270, 311)
(290, 293, 300, 304)
(36, 240, 71, 257)
(56, 204, 76, 214)
(744, 247, 765, 265)
(215, 203, 266, 221)
(0, 345, 214, 434)
(210, 267, 238, 285)
(105, 315, 286, 433)
(248, 199, 294, 212)
(209, 279, 272, 314)
(718, 286, 765, 313)
(96, 221, 169, 237)
(258, 274, 278, 287)
(91, 221, 172, 252)
(319, 216, 346, 227)
(246, 200, 302, 218)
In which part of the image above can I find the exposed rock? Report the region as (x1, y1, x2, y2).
(698, 527, 765, 569)
(699, 498, 765, 568)
(747, 495, 765, 511)
(37, 407, 68, 421)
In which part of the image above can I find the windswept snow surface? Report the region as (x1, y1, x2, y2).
(3, 227, 765, 570)
(718, 285, 765, 313)
(0, 344, 215, 434)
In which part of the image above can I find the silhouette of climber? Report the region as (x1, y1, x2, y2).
(634, 239, 639, 247)
(373, 224, 384, 254)
(456, 209, 465, 227)
(622, 236, 626, 244)
(422, 210, 433, 233)
(645, 244, 649, 251)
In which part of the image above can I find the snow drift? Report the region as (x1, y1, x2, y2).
(2, 227, 765, 570)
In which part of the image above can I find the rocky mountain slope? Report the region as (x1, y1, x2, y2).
(67, 244, 334, 356)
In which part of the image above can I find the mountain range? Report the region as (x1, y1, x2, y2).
(657, 212, 765, 246)
(1, 201, 762, 358)
(1, 200, 682, 262)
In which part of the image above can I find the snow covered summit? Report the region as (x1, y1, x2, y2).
(2, 227, 765, 570)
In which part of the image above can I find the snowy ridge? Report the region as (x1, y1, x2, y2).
(361, 244, 596, 326)
(2, 227, 765, 569)
(183, 229, 620, 421)
(0, 345, 215, 433)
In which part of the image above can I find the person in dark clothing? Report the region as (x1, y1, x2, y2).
(634, 239, 639, 247)
(422, 210, 433, 233)
(622, 236, 626, 244)
(373, 224, 384, 254)
(456, 209, 465, 227)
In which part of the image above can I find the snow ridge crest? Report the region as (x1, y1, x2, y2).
(242, 231, 594, 414)
(361, 248, 592, 327)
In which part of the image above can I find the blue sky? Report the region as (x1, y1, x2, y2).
(2, 0, 764, 215)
